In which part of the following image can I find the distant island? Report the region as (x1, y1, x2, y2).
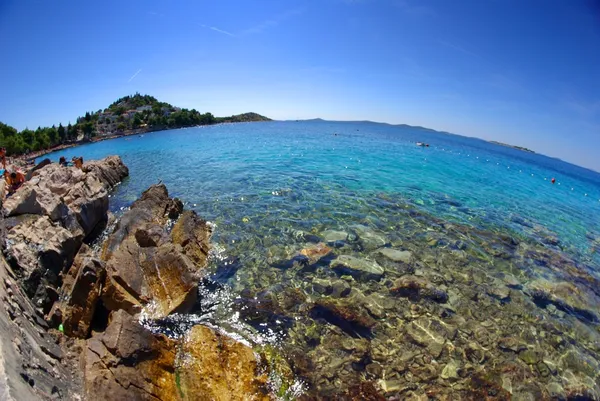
(0, 93, 270, 157)
(489, 141, 535, 153)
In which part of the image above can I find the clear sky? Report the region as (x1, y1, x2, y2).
(1, 0, 599, 170)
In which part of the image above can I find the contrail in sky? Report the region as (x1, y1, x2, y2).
(127, 69, 142, 82)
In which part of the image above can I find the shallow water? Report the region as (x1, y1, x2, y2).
(41, 121, 600, 398)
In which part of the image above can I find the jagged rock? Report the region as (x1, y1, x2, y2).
(311, 298, 376, 338)
(25, 158, 51, 181)
(4, 156, 128, 237)
(178, 324, 270, 400)
(351, 224, 388, 251)
(48, 244, 106, 337)
(82, 309, 178, 400)
(130, 183, 183, 223)
(103, 241, 200, 318)
(0, 258, 82, 400)
(81, 156, 129, 188)
(330, 255, 384, 280)
(101, 185, 210, 318)
(390, 275, 448, 303)
(171, 210, 212, 267)
(5, 215, 82, 310)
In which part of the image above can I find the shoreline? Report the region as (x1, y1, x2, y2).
(20, 121, 268, 163)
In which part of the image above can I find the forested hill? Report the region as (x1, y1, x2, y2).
(0, 93, 270, 156)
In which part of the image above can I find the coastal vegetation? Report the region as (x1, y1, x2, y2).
(0, 93, 270, 156)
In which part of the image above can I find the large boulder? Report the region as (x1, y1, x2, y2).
(82, 310, 178, 400)
(178, 325, 269, 400)
(101, 185, 210, 318)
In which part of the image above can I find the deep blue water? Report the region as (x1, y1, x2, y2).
(40, 120, 600, 269)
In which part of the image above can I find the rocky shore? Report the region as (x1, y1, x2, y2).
(0, 156, 283, 400)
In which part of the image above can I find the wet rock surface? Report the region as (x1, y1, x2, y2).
(0, 158, 282, 400)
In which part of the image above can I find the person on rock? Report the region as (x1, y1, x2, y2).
(59, 156, 67, 166)
(6, 170, 25, 194)
(72, 156, 83, 169)
(0, 147, 6, 169)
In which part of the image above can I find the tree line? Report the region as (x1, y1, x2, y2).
(0, 93, 268, 157)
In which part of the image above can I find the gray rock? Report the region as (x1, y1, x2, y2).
(321, 230, 349, 243)
(351, 224, 388, 251)
(330, 255, 384, 280)
(374, 248, 413, 264)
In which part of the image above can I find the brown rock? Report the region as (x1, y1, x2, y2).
(102, 233, 201, 318)
(311, 298, 376, 338)
(171, 210, 212, 268)
(49, 244, 106, 337)
(82, 309, 178, 400)
(178, 324, 269, 401)
(390, 275, 448, 303)
(130, 184, 183, 223)
(299, 242, 332, 264)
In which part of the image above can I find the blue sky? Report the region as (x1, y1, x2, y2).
(1, 0, 599, 170)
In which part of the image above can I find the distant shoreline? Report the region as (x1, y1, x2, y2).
(488, 140, 535, 153)
(21, 121, 265, 163)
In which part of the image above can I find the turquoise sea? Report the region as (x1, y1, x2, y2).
(40, 121, 600, 398)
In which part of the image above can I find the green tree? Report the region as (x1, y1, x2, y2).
(58, 123, 66, 141)
(82, 121, 95, 137)
(117, 122, 127, 132)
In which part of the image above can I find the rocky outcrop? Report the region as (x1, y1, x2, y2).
(3, 157, 128, 312)
(100, 184, 209, 318)
(0, 157, 287, 400)
(0, 255, 83, 401)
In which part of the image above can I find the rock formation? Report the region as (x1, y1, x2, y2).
(0, 157, 278, 400)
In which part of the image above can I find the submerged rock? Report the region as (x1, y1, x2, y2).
(390, 275, 448, 303)
(321, 229, 349, 243)
(311, 298, 376, 338)
(330, 255, 384, 280)
(299, 242, 333, 264)
(527, 279, 599, 323)
(178, 325, 269, 400)
(351, 224, 388, 251)
(405, 317, 455, 358)
(373, 248, 413, 264)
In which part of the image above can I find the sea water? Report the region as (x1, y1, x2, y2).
(40, 121, 600, 397)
